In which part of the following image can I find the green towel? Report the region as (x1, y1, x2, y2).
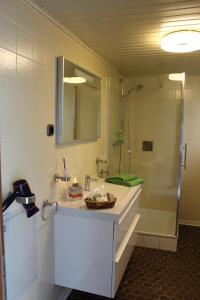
(120, 177, 144, 187)
(105, 174, 144, 187)
(105, 174, 137, 183)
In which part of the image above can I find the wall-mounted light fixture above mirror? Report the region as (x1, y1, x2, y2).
(56, 57, 101, 145)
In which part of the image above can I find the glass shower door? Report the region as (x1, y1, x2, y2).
(108, 75, 184, 237)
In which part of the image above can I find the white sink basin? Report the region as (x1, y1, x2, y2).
(86, 179, 131, 199)
(57, 179, 142, 223)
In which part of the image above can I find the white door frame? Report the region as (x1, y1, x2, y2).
(0, 156, 5, 300)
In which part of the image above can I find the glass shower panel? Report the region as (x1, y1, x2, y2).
(109, 75, 183, 237)
(133, 76, 182, 236)
(108, 77, 122, 175)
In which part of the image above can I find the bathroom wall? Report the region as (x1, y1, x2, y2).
(121, 75, 182, 212)
(180, 75, 200, 224)
(0, 0, 120, 299)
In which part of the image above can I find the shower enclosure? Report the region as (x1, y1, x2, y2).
(108, 74, 184, 238)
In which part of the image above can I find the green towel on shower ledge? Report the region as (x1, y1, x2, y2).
(106, 174, 137, 182)
(105, 174, 144, 187)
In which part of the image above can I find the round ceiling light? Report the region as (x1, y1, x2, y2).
(161, 30, 200, 53)
(63, 76, 86, 84)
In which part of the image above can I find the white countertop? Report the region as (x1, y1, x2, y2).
(57, 180, 142, 222)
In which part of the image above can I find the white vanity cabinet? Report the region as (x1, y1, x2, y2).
(54, 185, 142, 298)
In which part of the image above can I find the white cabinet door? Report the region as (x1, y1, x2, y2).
(54, 215, 114, 298)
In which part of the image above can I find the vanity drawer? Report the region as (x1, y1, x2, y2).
(112, 213, 140, 297)
(114, 189, 141, 257)
(112, 188, 141, 298)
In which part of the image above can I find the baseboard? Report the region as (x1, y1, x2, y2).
(179, 219, 200, 227)
(57, 288, 72, 300)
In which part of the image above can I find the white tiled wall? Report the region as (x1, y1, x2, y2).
(137, 234, 177, 252)
(0, 1, 119, 299)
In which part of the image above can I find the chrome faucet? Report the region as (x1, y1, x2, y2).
(84, 175, 98, 191)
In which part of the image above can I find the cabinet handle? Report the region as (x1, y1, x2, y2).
(115, 214, 140, 263)
(118, 188, 141, 225)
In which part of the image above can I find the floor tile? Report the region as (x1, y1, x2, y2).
(67, 225, 200, 300)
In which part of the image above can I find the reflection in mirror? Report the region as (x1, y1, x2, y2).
(56, 57, 101, 144)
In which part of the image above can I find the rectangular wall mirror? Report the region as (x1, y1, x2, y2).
(56, 57, 101, 144)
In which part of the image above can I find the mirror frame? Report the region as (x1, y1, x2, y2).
(56, 56, 101, 145)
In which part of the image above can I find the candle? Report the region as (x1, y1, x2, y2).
(72, 177, 79, 187)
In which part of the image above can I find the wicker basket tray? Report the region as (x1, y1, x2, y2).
(85, 193, 116, 209)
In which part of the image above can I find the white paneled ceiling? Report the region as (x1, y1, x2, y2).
(31, 0, 200, 75)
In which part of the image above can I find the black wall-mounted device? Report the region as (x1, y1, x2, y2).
(47, 124, 54, 136)
(3, 179, 39, 218)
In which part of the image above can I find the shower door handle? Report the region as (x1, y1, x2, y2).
(181, 143, 187, 170)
